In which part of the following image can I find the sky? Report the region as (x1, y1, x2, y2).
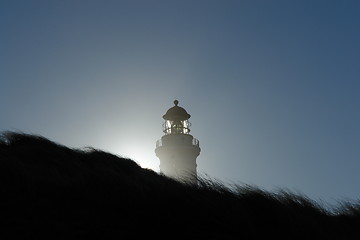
(1, 0, 360, 207)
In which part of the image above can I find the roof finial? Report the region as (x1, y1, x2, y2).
(174, 100, 179, 106)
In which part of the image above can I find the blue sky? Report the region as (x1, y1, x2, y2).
(1, 0, 360, 207)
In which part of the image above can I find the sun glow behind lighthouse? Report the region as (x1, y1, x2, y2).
(1, 0, 360, 206)
(117, 145, 160, 172)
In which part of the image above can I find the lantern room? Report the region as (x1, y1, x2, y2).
(162, 100, 191, 135)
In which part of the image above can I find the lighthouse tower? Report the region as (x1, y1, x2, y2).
(155, 100, 201, 183)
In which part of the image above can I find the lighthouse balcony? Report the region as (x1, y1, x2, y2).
(156, 135, 200, 148)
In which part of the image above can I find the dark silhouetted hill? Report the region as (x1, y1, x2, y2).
(0, 132, 359, 239)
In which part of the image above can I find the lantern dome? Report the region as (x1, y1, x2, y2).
(163, 100, 191, 121)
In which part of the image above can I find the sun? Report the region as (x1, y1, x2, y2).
(113, 144, 160, 173)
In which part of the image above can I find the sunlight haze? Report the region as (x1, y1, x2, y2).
(1, 0, 360, 206)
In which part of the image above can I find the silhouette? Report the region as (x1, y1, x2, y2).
(155, 100, 200, 184)
(0, 131, 359, 239)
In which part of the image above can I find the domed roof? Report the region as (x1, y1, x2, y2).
(163, 100, 191, 121)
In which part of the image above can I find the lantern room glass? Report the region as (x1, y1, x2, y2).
(163, 119, 191, 134)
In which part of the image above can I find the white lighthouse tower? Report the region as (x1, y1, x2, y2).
(155, 100, 201, 183)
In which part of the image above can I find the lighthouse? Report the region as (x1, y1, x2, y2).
(155, 100, 201, 183)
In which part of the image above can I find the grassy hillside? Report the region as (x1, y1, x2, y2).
(0, 132, 359, 239)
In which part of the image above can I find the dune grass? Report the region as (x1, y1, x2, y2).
(0, 131, 359, 239)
